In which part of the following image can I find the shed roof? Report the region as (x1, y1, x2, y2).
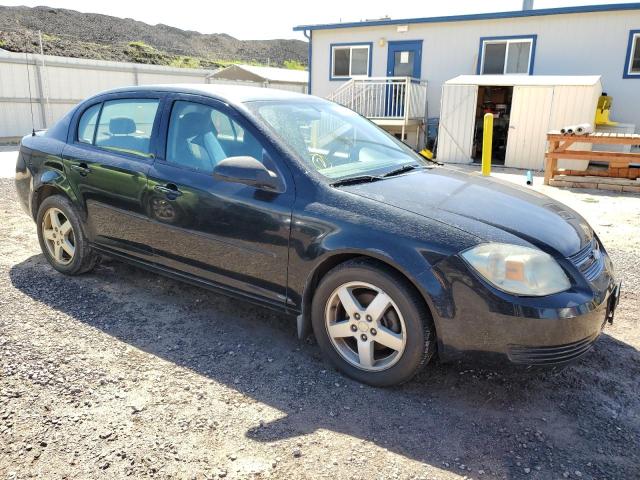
(293, 3, 640, 31)
(208, 64, 308, 84)
(444, 75, 602, 87)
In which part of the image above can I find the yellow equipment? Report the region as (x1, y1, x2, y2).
(419, 148, 434, 160)
(595, 94, 618, 126)
(482, 113, 493, 176)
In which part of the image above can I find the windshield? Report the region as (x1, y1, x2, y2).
(246, 100, 426, 180)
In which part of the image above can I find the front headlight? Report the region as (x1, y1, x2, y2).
(461, 243, 570, 296)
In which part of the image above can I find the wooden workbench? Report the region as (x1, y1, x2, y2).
(545, 132, 640, 185)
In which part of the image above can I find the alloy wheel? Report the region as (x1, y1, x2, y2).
(42, 207, 76, 265)
(324, 281, 407, 371)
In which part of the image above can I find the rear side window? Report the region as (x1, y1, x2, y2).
(92, 99, 159, 158)
(77, 104, 101, 144)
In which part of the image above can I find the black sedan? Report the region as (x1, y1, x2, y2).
(15, 85, 620, 386)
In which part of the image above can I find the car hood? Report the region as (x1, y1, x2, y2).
(342, 168, 593, 257)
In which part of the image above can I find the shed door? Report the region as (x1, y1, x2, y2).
(436, 85, 478, 163)
(505, 86, 554, 170)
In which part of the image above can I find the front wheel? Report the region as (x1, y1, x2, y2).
(311, 259, 436, 387)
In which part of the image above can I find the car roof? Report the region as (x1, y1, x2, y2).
(94, 84, 316, 106)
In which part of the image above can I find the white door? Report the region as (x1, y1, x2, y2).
(437, 84, 478, 163)
(505, 86, 554, 170)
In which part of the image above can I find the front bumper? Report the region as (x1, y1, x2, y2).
(506, 281, 620, 365)
(431, 254, 619, 366)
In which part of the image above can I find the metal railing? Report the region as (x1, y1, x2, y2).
(328, 77, 427, 123)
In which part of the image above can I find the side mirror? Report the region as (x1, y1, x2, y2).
(213, 156, 283, 192)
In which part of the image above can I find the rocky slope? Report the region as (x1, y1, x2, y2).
(0, 5, 307, 69)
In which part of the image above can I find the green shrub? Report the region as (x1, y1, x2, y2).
(41, 33, 59, 42)
(283, 59, 306, 70)
(128, 40, 152, 49)
(169, 56, 201, 69)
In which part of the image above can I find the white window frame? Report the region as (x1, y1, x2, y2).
(480, 38, 534, 75)
(626, 32, 640, 77)
(330, 44, 371, 80)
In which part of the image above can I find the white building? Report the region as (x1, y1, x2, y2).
(294, 3, 640, 156)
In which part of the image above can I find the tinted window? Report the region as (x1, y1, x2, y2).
(166, 101, 265, 174)
(94, 99, 159, 158)
(332, 45, 369, 78)
(505, 42, 531, 74)
(77, 103, 101, 144)
(482, 43, 507, 74)
(482, 40, 532, 75)
(333, 48, 350, 77)
(351, 47, 369, 75)
(631, 34, 640, 74)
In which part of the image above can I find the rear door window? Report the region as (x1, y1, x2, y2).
(77, 103, 101, 144)
(92, 98, 160, 158)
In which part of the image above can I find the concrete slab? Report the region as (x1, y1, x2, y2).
(0, 147, 18, 179)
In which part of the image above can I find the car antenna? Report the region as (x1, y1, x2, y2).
(24, 31, 36, 136)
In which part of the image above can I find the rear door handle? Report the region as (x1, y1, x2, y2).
(71, 163, 91, 175)
(154, 184, 183, 198)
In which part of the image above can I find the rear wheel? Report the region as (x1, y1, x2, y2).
(312, 259, 436, 387)
(36, 195, 99, 275)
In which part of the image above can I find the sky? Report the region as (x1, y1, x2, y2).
(2, 0, 638, 40)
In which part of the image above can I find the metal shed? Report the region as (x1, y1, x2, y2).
(437, 75, 602, 170)
(207, 64, 308, 93)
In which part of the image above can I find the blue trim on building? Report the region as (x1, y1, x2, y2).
(476, 34, 537, 75)
(293, 3, 640, 31)
(623, 29, 640, 79)
(303, 29, 313, 93)
(329, 42, 373, 81)
(386, 40, 423, 78)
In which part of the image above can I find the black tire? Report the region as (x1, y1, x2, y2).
(311, 258, 436, 387)
(36, 195, 99, 275)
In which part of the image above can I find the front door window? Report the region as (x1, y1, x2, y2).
(393, 50, 415, 77)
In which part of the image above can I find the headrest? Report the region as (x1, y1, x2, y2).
(109, 117, 136, 135)
(177, 112, 214, 138)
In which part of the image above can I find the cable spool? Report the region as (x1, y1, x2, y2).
(574, 123, 594, 135)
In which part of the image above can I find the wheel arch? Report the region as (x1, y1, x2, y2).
(298, 250, 439, 342)
(31, 171, 79, 220)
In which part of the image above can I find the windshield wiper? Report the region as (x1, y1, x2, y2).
(382, 164, 426, 177)
(330, 175, 382, 187)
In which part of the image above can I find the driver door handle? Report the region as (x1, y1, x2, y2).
(71, 163, 91, 175)
(154, 184, 183, 197)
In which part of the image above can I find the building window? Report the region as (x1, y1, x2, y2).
(330, 43, 371, 79)
(478, 36, 536, 75)
(624, 30, 640, 78)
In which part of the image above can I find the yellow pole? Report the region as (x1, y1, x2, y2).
(482, 113, 493, 176)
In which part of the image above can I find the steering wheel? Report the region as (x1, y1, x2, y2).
(310, 153, 329, 169)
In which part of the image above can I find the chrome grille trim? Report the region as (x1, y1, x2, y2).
(568, 239, 604, 282)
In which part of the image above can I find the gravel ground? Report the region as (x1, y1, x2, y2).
(1, 170, 639, 480)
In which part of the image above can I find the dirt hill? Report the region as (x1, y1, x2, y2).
(0, 5, 307, 69)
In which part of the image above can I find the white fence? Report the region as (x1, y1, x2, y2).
(328, 77, 428, 122)
(0, 50, 305, 140)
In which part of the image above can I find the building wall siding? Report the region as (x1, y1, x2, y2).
(311, 10, 640, 129)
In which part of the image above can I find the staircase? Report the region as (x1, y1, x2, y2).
(328, 77, 428, 124)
